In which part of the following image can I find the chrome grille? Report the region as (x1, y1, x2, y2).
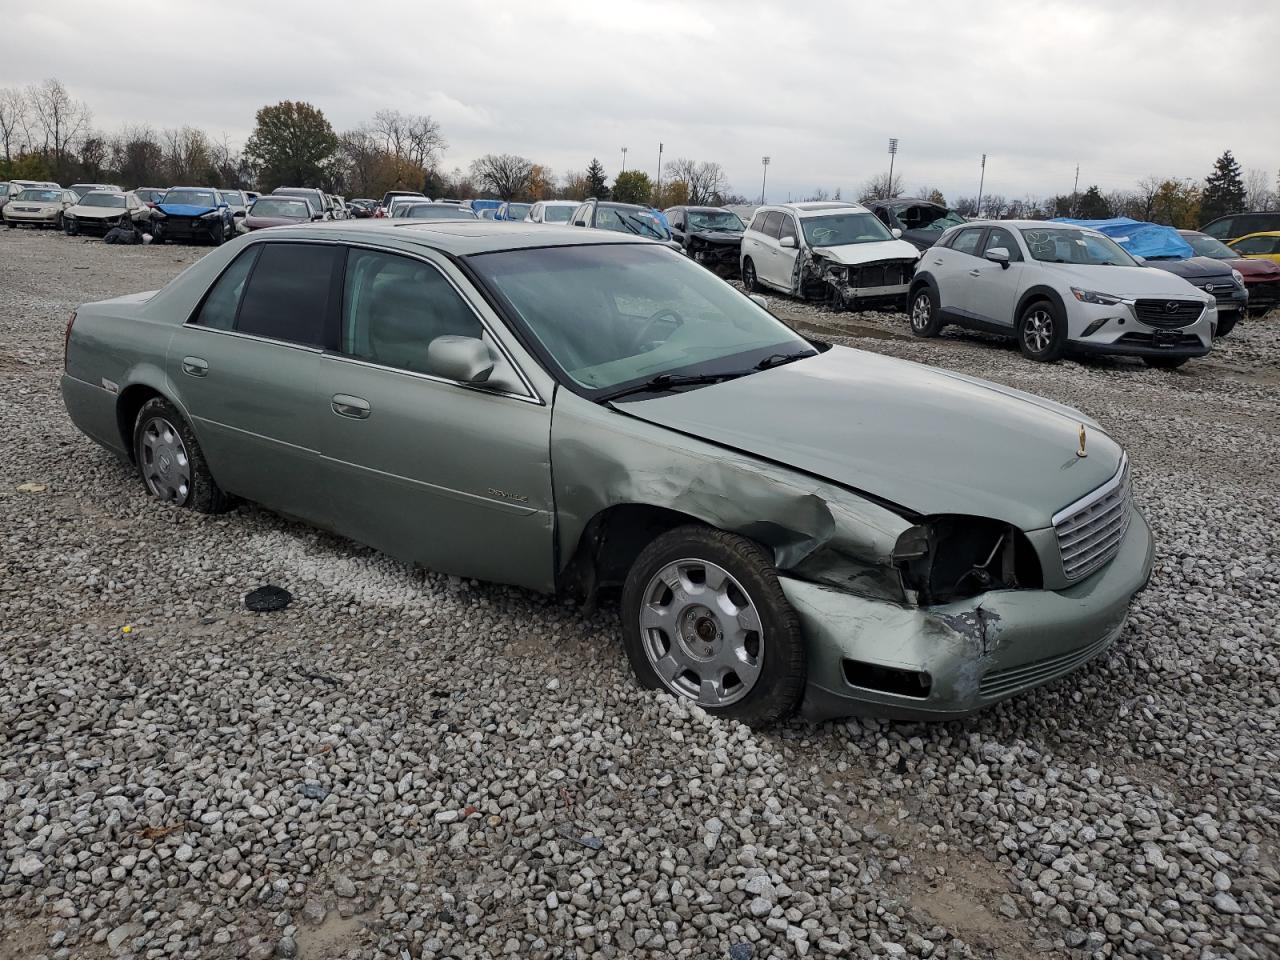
(1133, 299, 1204, 329)
(1053, 457, 1131, 581)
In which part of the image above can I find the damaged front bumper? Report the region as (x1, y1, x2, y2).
(785, 505, 1154, 722)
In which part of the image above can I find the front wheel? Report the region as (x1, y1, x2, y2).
(909, 286, 944, 337)
(742, 257, 761, 293)
(64, 220, 78, 236)
(1017, 299, 1067, 362)
(1143, 355, 1190, 370)
(133, 397, 229, 513)
(621, 525, 806, 728)
(1214, 313, 1238, 338)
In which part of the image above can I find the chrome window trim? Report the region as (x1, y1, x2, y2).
(318, 352, 543, 406)
(1052, 453, 1128, 527)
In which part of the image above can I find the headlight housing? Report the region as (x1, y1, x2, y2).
(1070, 287, 1123, 305)
(893, 516, 1042, 605)
(1232, 269, 1245, 285)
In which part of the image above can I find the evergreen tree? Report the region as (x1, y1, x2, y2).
(585, 158, 610, 199)
(1200, 150, 1246, 223)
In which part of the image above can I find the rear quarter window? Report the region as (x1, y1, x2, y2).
(191, 247, 261, 331)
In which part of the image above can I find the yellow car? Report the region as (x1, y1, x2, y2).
(1229, 231, 1280, 265)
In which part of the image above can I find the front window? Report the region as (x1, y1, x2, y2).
(249, 198, 311, 219)
(543, 205, 573, 223)
(1183, 233, 1238, 260)
(1020, 228, 1137, 266)
(686, 210, 744, 231)
(800, 212, 894, 247)
(164, 189, 219, 207)
(470, 243, 814, 395)
(18, 189, 62, 202)
(505, 203, 531, 220)
(79, 194, 127, 209)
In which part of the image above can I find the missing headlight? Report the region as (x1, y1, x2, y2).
(893, 516, 1041, 605)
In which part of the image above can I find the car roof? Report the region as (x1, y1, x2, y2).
(764, 201, 872, 216)
(878, 197, 946, 208)
(673, 205, 730, 214)
(245, 219, 649, 256)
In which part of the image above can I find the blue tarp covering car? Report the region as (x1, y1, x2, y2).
(1050, 217, 1195, 260)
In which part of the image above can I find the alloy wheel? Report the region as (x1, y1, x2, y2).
(639, 558, 764, 707)
(911, 293, 932, 331)
(743, 261, 756, 289)
(1022, 309, 1054, 354)
(138, 416, 192, 505)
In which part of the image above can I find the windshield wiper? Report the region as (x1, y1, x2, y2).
(598, 370, 750, 403)
(754, 350, 814, 370)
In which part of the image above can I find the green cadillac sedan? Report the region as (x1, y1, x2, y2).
(61, 220, 1154, 726)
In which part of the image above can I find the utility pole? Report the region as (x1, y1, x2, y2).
(760, 156, 770, 205)
(976, 154, 987, 217)
(887, 138, 898, 197)
(655, 142, 663, 206)
(620, 146, 627, 174)
(1071, 163, 1080, 217)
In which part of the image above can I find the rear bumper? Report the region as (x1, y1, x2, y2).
(787, 506, 1154, 722)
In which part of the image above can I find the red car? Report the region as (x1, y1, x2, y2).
(1181, 229, 1280, 317)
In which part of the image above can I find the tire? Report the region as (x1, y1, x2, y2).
(1214, 313, 1238, 338)
(620, 525, 806, 728)
(64, 221, 78, 237)
(5, 221, 13, 229)
(132, 397, 229, 514)
(1016, 299, 1067, 362)
(1143, 355, 1190, 370)
(54, 214, 63, 231)
(908, 284, 944, 337)
(742, 257, 761, 293)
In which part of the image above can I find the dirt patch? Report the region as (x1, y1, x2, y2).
(905, 851, 1034, 957)
(295, 910, 368, 960)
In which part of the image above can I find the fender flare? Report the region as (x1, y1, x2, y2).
(1015, 284, 1068, 320)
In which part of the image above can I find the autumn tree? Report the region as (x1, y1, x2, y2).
(611, 170, 653, 205)
(245, 100, 338, 191)
(527, 164, 556, 200)
(1200, 150, 1245, 223)
(1151, 179, 1201, 228)
(470, 153, 533, 200)
(585, 158, 609, 199)
(371, 109, 445, 189)
(914, 186, 947, 205)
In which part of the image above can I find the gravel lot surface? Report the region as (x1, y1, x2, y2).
(1, 229, 1278, 960)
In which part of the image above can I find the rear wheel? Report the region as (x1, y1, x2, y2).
(909, 285, 944, 337)
(742, 257, 761, 293)
(132, 397, 229, 513)
(1143, 355, 1190, 370)
(621, 525, 805, 728)
(1017, 299, 1067, 362)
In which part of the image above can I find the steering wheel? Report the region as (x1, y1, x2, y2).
(631, 308, 685, 351)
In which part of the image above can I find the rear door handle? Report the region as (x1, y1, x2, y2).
(932, 258, 944, 266)
(181, 357, 208, 377)
(331, 394, 370, 419)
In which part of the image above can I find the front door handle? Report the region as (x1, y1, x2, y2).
(331, 394, 370, 419)
(181, 356, 208, 377)
(932, 258, 944, 266)
(968, 269, 982, 277)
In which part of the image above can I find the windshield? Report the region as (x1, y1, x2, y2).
(1020, 228, 1137, 266)
(686, 210, 744, 231)
(504, 203, 531, 220)
(135, 189, 164, 202)
(1184, 233, 1237, 260)
(250, 198, 310, 218)
(903, 206, 965, 233)
(596, 206, 669, 240)
(470, 243, 813, 395)
(164, 189, 219, 207)
(220, 191, 244, 205)
(79, 194, 127, 208)
(404, 204, 478, 220)
(17, 189, 62, 202)
(801, 212, 894, 247)
(543, 205, 573, 223)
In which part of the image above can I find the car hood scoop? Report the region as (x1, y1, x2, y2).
(615, 347, 1122, 531)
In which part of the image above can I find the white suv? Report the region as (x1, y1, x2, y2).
(908, 220, 1216, 369)
(740, 201, 920, 309)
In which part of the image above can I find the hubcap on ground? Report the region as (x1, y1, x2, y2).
(911, 294, 931, 330)
(139, 416, 192, 505)
(1023, 310, 1053, 352)
(639, 558, 763, 707)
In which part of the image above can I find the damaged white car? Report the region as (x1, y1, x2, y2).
(741, 201, 921, 310)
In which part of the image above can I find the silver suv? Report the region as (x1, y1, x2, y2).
(908, 220, 1216, 369)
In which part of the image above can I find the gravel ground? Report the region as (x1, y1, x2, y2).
(1, 229, 1278, 960)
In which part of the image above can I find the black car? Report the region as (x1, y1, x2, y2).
(868, 198, 967, 251)
(1199, 211, 1280, 243)
(1138, 253, 1249, 338)
(664, 205, 745, 273)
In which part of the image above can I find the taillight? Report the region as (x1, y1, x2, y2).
(64, 311, 76, 369)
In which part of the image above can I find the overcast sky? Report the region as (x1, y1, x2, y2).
(4, 0, 1277, 203)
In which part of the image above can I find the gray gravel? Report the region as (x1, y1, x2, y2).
(1, 229, 1278, 959)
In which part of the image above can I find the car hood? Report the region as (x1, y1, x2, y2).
(1143, 256, 1233, 280)
(1230, 257, 1280, 279)
(68, 205, 126, 219)
(1035, 261, 1207, 299)
(245, 215, 306, 229)
(615, 346, 1122, 531)
(157, 203, 217, 217)
(689, 229, 745, 244)
(810, 237, 920, 265)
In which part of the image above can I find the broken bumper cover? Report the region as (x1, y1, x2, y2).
(784, 505, 1154, 722)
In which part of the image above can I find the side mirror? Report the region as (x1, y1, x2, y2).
(891, 227, 903, 239)
(779, 235, 797, 249)
(311, 213, 324, 221)
(428, 336, 494, 384)
(749, 293, 770, 310)
(233, 209, 245, 217)
(984, 247, 1011, 268)
(574, 220, 587, 227)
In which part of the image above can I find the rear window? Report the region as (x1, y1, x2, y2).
(235, 243, 341, 346)
(193, 247, 261, 331)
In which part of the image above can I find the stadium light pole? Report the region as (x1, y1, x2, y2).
(655, 142, 663, 205)
(976, 154, 987, 217)
(620, 146, 627, 174)
(760, 156, 770, 204)
(887, 138, 898, 197)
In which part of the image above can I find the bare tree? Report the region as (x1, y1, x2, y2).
(470, 153, 533, 200)
(858, 172, 903, 202)
(981, 194, 1009, 219)
(664, 158, 730, 205)
(914, 186, 947, 205)
(952, 196, 979, 217)
(371, 109, 445, 186)
(111, 125, 165, 188)
(1244, 167, 1275, 211)
(1132, 176, 1163, 221)
(27, 78, 90, 178)
(0, 86, 30, 164)
(162, 127, 214, 184)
